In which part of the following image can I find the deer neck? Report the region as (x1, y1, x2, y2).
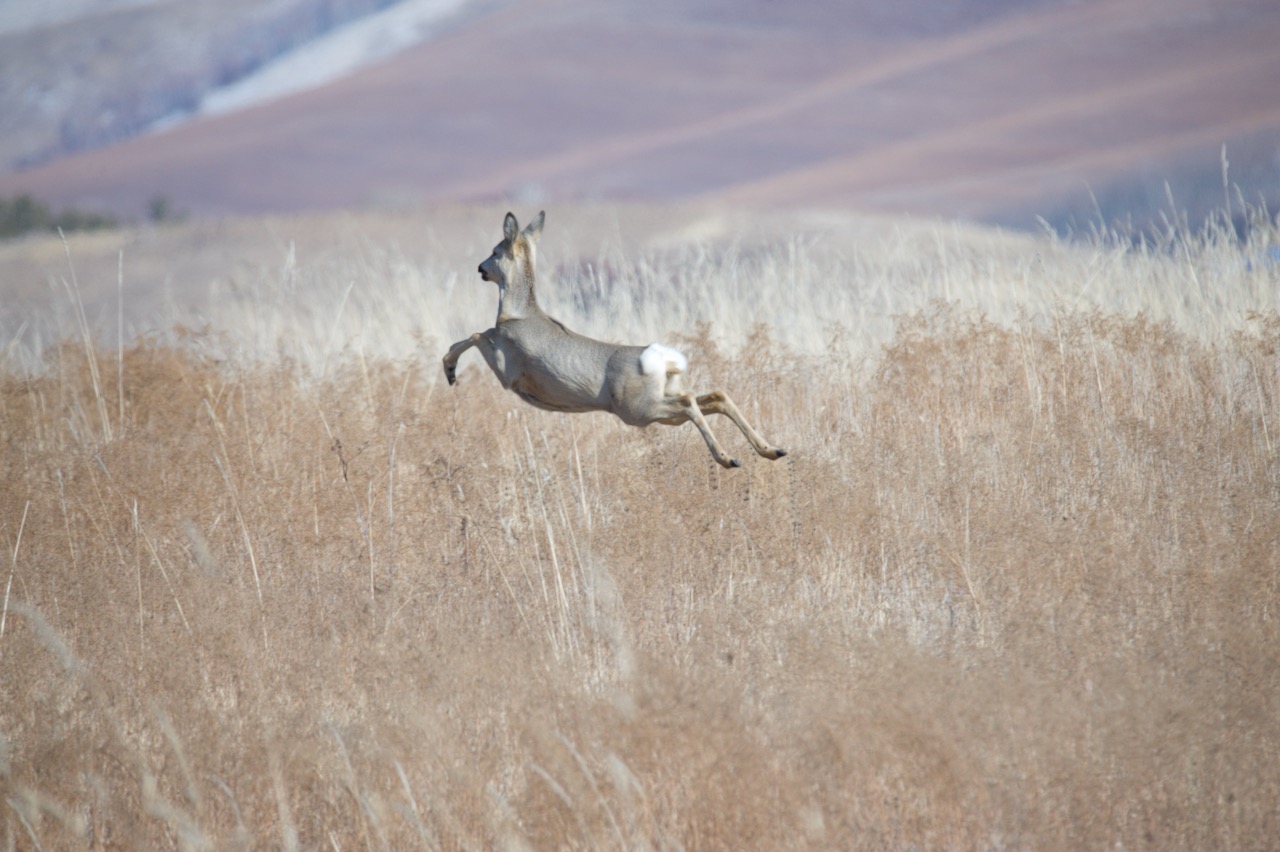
(496, 254, 541, 322)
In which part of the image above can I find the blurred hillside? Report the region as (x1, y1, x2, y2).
(0, 0, 432, 169)
(1, 0, 1278, 230)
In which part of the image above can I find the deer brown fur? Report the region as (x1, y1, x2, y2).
(443, 211, 786, 468)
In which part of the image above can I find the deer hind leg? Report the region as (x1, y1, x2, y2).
(696, 391, 787, 460)
(665, 392, 741, 469)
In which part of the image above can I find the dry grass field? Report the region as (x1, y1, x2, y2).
(1, 204, 1278, 848)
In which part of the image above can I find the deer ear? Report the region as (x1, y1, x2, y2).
(503, 212, 519, 243)
(522, 210, 545, 243)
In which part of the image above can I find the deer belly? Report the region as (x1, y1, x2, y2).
(510, 373, 597, 413)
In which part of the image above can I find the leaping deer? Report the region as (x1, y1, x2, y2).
(443, 211, 787, 468)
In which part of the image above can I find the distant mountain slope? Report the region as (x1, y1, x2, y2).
(1, 0, 1277, 229)
(0, 0, 427, 170)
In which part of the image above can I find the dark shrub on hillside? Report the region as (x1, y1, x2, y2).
(0, 194, 117, 239)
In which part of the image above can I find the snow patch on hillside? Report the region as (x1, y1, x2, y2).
(153, 0, 477, 130)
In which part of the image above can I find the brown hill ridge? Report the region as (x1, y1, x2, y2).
(1, 0, 1277, 227)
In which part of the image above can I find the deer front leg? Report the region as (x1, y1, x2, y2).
(443, 331, 491, 386)
(696, 391, 787, 460)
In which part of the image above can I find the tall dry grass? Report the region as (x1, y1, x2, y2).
(1, 206, 1278, 848)
(3, 203, 1276, 375)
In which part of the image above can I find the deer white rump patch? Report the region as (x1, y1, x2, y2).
(640, 343, 687, 377)
(640, 343, 688, 396)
